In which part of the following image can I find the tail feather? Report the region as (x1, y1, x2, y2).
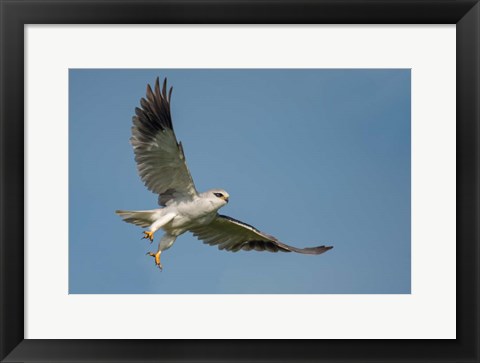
(115, 210, 155, 228)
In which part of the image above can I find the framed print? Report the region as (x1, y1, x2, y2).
(1, 1, 479, 362)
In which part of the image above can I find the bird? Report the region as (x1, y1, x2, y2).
(116, 77, 333, 270)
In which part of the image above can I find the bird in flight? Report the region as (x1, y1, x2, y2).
(116, 77, 333, 270)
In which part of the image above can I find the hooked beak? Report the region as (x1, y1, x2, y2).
(222, 196, 229, 203)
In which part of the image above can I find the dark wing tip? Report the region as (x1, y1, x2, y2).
(162, 78, 167, 98)
(280, 244, 333, 255)
(132, 77, 174, 139)
(301, 245, 333, 255)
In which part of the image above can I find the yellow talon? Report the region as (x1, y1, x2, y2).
(147, 251, 162, 270)
(142, 231, 154, 242)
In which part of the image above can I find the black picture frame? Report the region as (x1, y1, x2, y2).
(1, 1, 479, 362)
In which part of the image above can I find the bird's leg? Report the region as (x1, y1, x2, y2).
(146, 234, 177, 271)
(141, 213, 176, 243)
(142, 231, 154, 242)
(147, 251, 162, 270)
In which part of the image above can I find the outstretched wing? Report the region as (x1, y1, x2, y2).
(131, 77, 197, 206)
(189, 215, 333, 254)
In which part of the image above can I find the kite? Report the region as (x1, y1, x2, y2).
(116, 78, 333, 269)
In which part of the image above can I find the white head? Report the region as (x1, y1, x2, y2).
(203, 189, 230, 209)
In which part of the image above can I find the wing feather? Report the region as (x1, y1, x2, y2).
(131, 77, 197, 206)
(189, 215, 333, 255)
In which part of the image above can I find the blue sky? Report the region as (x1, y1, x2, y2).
(69, 69, 411, 294)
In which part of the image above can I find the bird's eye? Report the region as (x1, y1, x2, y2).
(214, 192, 224, 198)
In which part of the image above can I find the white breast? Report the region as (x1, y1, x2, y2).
(162, 197, 220, 235)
